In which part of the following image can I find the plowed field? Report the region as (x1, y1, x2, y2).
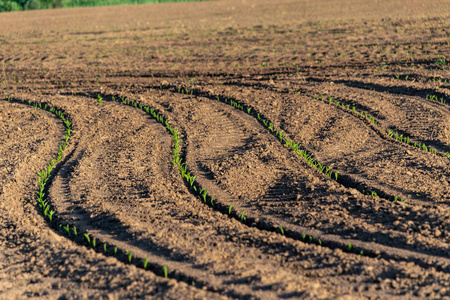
(1, 0, 450, 299)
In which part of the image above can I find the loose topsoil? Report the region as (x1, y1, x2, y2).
(1, 0, 450, 299)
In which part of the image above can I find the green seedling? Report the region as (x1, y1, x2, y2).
(84, 234, 90, 245)
(318, 239, 322, 246)
(201, 189, 208, 203)
(279, 226, 284, 235)
(228, 204, 233, 215)
(72, 226, 77, 236)
(143, 258, 148, 270)
(103, 243, 107, 253)
(64, 224, 70, 236)
(97, 94, 103, 105)
(92, 238, 96, 248)
(48, 210, 55, 222)
(277, 130, 284, 141)
(435, 55, 447, 67)
(348, 243, 353, 251)
(114, 247, 118, 256)
(240, 211, 246, 222)
(126, 250, 132, 263)
(162, 266, 168, 278)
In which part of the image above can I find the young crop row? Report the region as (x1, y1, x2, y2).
(22, 90, 416, 285)
(91, 89, 373, 260)
(426, 93, 447, 105)
(32, 101, 71, 222)
(15, 97, 173, 284)
(177, 87, 337, 180)
(310, 93, 449, 160)
(167, 87, 391, 256)
(176, 86, 409, 203)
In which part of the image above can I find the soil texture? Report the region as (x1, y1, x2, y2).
(1, 0, 450, 299)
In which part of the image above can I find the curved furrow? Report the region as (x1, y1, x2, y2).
(326, 76, 450, 152)
(77, 91, 447, 297)
(166, 84, 450, 268)
(209, 79, 450, 206)
(0, 99, 63, 229)
(0, 98, 210, 299)
(144, 88, 450, 294)
(44, 96, 233, 297)
(44, 93, 396, 299)
(223, 74, 450, 154)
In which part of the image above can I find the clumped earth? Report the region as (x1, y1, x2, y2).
(1, 0, 450, 299)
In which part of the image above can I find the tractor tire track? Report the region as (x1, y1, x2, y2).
(44, 93, 389, 299)
(0, 98, 214, 299)
(169, 84, 450, 267)
(206, 79, 450, 207)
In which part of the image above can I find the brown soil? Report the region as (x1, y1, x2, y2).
(1, 0, 450, 299)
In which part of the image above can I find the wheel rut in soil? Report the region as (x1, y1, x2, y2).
(42, 93, 358, 299)
(3, 3, 450, 299)
(18, 88, 447, 299)
(211, 77, 450, 204)
(164, 84, 450, 269)
(3, 83, 450, 299)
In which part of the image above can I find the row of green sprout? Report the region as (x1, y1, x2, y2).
(27, 97, 170, 280)
(170, 87, 371, 255)
(177, 86, 410, 206)
(311, 93, 449, 159)
(32, 101, 71, 222)
(6, 91, 370, 289)
(426, 93, 447, 105)
(210, 93, 338, 180)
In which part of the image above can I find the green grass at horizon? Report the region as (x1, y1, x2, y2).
(0, 0, 209, 13)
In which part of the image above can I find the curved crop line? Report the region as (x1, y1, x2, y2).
(207, 80, 450, 205)
(174, 86, 337, 179)
(169, 86, 412, 205)
(159, 87, 450, 271)
(12, 91, 438, 286)
(95, 92, 374, 259)
(315, 77, 450, 155)
(308, 92, 448, 159)
(135, 87, 410, 259)
(6, 97, 186, 288)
